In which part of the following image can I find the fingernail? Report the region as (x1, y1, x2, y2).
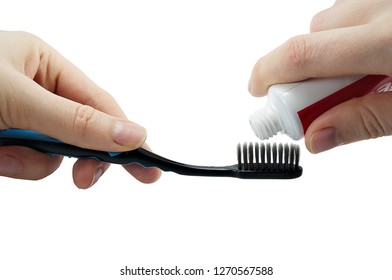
(310, 127, 344, 153)
(90, 167, 104, 187)
(113, 122, 147, 148)
(0, 154, 21, 176)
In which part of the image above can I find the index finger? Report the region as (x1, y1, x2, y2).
(33, 39, 126, 119)
(248, 24, 384, 97)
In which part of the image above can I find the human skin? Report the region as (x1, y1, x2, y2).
(0, 31, 161, 188)
(248, 0, 392, 153)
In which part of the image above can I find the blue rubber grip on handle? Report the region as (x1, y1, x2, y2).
(0, 129, 121, 158)
(0, 129, 62, 143)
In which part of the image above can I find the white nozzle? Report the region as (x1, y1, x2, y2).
(249, 106, 282, 140)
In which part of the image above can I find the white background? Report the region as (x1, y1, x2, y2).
(0, 0, 391, 279)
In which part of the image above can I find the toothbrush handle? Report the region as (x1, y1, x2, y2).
(0, 129, 167, 168)
(0, 129, 303, 179)
(0, 129, 121, 161)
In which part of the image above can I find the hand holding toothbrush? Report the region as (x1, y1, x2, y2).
(248, 0, 392, 153)
(0, 31, 161, 188)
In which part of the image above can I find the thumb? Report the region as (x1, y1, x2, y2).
(305, 92, 392, 153)
(2, 72, 147, 152)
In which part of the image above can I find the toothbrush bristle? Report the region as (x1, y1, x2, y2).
(237, 142, 300, 171)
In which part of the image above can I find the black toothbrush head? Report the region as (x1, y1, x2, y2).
(235, 142, 302, 179)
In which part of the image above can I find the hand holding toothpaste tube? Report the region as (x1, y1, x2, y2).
(248, 0, 392, 153)
(0, 31, 161, 188)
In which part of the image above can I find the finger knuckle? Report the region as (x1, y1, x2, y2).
(285, 35, 311, 72)
(72, 104, 96, 136)
(359, 102, 387, 140)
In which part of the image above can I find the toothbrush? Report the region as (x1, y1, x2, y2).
(0, 129, 302, 179)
